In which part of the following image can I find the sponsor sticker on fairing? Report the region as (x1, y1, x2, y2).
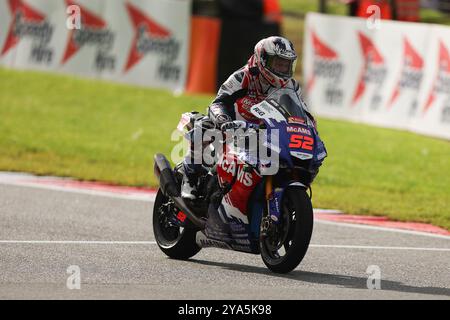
(287, 116, 305, 125)
(286, 126, 312, 135)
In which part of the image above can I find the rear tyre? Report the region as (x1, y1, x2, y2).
(260, 187, 313, 273)
(152, 189, 201, 260)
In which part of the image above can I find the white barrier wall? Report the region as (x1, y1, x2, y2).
(303, 13, 450, 140)
(0, 0, 191, 92)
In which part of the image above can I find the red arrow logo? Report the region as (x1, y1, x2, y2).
(61, 0, 107, 65)
(307, 30, 338, 92)
(388, 37, 423, 108)
(423, 40, 450, 113)
(1, 0, 46, 56)
(352, 32, 384, 105)
(124, 1, 171, 72)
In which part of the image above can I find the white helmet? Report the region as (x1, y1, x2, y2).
(254, 36, 298, 88)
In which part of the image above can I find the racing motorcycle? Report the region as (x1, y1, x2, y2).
(153, 87, 327, 273)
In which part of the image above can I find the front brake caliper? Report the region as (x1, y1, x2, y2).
(260, 216, 272, 238)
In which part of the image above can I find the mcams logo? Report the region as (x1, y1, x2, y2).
(307, 30, 344, 106)
(124, 2, 181, 81)
(1, 0, 54, 64)
(62, 0, 116, 71)
(352, 32, 387, 110)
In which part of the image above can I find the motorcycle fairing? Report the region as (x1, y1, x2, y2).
(204, 201, 260, 253)
(207, 151, 262, 253)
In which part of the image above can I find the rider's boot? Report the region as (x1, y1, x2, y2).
(181, 176, 197, 200)
(180, 162, 201, 200)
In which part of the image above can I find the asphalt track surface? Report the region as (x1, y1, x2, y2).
(0, 179, 449, 300)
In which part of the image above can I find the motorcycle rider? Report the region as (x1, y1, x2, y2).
(181, 36, 319, 200)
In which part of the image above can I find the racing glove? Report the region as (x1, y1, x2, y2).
(220, 120, 261, 131)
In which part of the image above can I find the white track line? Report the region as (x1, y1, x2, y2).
(316, 220, 450, 240)
(309, 244, 450, 252)
(0, 240, 157, 245)
(0, 240, 448, 251)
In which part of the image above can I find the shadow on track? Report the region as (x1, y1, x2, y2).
(188, 258, 450, 297)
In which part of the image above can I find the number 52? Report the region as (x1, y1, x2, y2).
(289, 134, 314, 151)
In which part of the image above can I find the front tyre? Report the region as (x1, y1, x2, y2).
(152, 189, 201, 260)
(260, 187, 313, 273)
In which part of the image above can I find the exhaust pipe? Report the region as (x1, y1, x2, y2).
(154, 154, 206, 230)
(153, 153, 180, 197)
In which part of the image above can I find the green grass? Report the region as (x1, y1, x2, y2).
(280, 0, 347, 16)
(1, 67, 449, 230)
(0, 67, 211, 186)
(314, 119, 450, 230)
(420, 8, 450, 25)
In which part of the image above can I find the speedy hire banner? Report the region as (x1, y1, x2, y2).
(303, 13, 450, 140)
(0, 0, 191, 92)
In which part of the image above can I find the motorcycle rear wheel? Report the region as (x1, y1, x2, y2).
(152, 189, 201, 260)
(260, 187, 313, 273)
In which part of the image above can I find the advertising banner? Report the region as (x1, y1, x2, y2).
(0, 0, 191, 92)
(303, 13, 450, 140)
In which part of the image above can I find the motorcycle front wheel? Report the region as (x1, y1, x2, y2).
(260, 187, 313, 273)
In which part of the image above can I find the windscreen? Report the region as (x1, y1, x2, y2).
(265, 87, 308, 121)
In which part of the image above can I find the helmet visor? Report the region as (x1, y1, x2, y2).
(266, 55, 297, 79)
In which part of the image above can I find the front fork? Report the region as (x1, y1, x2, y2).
(261, 174, 310, 237)
(261, 176, 283, 237)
